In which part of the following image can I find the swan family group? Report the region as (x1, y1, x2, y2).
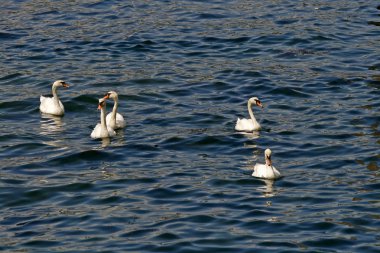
(39, 80, 125, 139)
(40, 80, 280, 180)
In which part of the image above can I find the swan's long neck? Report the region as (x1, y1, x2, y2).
(100, 106, 108, 133)
(111, 97, 118, 120)
(265, 157, 274, 178)
(248, 101, 259, 126)
(52, 85, 60, 106)
(265, 157, 272, 167)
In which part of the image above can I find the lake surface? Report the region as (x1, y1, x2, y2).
(1, 1, 379, 252)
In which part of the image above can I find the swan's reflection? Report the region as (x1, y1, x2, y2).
(238, 130, 261, 140)
(40, 114, 65, 134)
(242, 131, 260, 150)
(91, 131, 125, 149)
(101, 137, 111, 148)
(257, 179, 276, 198)
(244, 142, 258, 150)
(40, 114, 69, 149)
(91, 137, 113, 149)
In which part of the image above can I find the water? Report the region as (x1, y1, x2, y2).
(1, 0, 379, 252)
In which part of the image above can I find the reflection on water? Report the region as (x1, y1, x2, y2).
(1, 0, 379, 252)
(238, 131, 261, 140)
(40, 113, 64, 134)
(40, 114, 68, 149)
(258, 179, 277, 198)
(96, 133, 125, 148)
(242, 149, 259, 169)
(101, 137, 111, 148)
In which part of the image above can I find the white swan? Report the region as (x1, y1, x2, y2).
(39, 80, 69, 116)
(103, 91, 126, 129)
(252, 149, 281, 180)
(91, 98, 116, 139)
(235, 97, 263, 132)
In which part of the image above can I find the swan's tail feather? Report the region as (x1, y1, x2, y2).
(235, 118, 242, 131)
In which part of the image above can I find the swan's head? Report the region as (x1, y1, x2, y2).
(265, 148, 272, 166)
(249, 97, 263, 108)
(97, 98, 107, 110)
(53, 80, 69, 88)
(104, 91, 118, 100)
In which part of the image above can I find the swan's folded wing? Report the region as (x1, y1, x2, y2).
(39, 96, 64, 116)
(272, 166, 281, 178)
(252, 164, 263, 178)
(91, 123, 101, 139)
(39, 96, 51, 112)
(106, 113, 126, 129)
(235, 118, 243, 131)
(116, 113, 126, 128)
(107, 126, 116, 136)
(252, 164, 281, 179)
(235, 118, 252, 131)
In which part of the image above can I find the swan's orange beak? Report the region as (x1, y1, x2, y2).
(103, 93, 110, 99)
(98, 100, 105, 110)
(63, 83, 70, 88)
(256, 100, 263, 108)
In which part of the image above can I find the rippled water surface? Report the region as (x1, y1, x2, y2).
(1, 1, 379, 252)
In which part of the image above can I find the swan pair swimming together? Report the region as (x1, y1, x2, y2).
(90, 92, 126, 139)
(39, 80, 125, 139)
(235, 97, 281, 180)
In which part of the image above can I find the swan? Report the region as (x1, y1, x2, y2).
(39, 80, 69, 116)
(91, 98, 116, 139)
(252, 149, 281, 180)
(103, 91, 126, 129)
(235, 97, 263, 132)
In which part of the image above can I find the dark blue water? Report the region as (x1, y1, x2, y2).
(1, 1, 379, 252)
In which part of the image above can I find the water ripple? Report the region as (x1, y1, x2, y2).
(0, 0, 379, 252)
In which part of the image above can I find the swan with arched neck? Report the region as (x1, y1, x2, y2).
(91, 98, 116, 139)
(103, 91, 126, 130)
(39, 80, 70, 116)
(235, 97, 263, 132)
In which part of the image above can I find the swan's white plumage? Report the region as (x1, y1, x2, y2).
(106, 112, 125, 129)
(252, 164, 281, 179)
(235, 97, 263, 132)
(40, 96, 65, 116)
(235, 118, 261, 132)
(91, 98, 116, 139)
(252, 149, 281, 180)
(90, 123, 116, 139)
(104, 91, 126, 129)
(39, 80, 69, 116)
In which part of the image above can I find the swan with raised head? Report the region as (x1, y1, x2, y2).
(39, 80, 70, 116)
(103, 91, 126, 129)
(252, 149, 281, 180)
(235, 97, 263, 132)
(91, 98, 116, 139)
